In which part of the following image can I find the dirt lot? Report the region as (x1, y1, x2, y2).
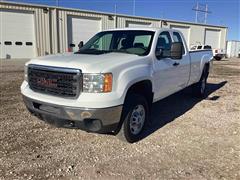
(0, 58, 239, 180)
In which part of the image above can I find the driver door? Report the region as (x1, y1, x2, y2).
(152, 31, 180, 101)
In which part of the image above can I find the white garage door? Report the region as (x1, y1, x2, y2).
(0, 9, 36, 59)
(126, 21, 152, 28)
(204, 29, 220, 49)
(67, 16, 101, 51)
(170, 25, 190, 46)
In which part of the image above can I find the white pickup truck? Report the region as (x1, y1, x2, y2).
(191, 44, 225, 60)
(21, 28, 213, 143)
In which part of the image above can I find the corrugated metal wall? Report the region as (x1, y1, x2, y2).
(163, 21, 227, 49)
(34, 8, 51, 56)
(0, 3, 52, 56)
(226, 41, 240, 58)
(50, 8, 58, 54)
(0, 2, 228, 58)
(56, 9, 114, 53)
(117, 16, 161, 28)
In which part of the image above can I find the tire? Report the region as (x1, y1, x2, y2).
(117, 94, 149, 143)
(214, 56, 222, 61)
(192, 66, 209, 98)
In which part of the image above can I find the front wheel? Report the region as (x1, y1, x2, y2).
(117, 94, 149, 143)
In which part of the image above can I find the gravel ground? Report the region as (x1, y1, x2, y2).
(0, 58, 239, 180)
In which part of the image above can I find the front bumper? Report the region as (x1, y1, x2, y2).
(23, 96, 122, 133)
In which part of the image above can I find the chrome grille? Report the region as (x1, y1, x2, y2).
(28, 65, 81, 98)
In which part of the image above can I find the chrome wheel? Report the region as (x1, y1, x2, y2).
(129, 105, 145, 135)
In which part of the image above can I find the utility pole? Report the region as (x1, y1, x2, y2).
(192, 2, 211, 24)
(114, 3, 118, 28)
(195, 2, 198, 23)
(133, 0, 136, 15)
(114, 4, 117, 15)
(205, 4, 208, 24)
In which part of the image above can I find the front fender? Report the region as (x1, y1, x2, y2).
(116, 63, 153, 104)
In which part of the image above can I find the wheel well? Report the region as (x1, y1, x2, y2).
(114, 80, 153, 135)
(205, 63, 210, 73)
(126, 80, 153, 107)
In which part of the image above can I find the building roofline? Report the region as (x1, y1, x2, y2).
(0, 1, 228, 29)
(227, 40, 240, 42)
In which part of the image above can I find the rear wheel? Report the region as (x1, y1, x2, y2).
(117, 94, 149, 143)
(192, 66, 209, 98)
(214, 56, 222, 61)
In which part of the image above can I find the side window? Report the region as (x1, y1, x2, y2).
(4, 41, 12, 45)
(116, 33, 129, 50)
(204, 45, 212, 50)
(133, 35, 151, 48)
(90, 34, 112, 51)
(99, 34, 112, 50)
(15, 42, 23, 46)
(173, 32, 185, 54)
(191, 46, 197, 50)
(26, 42, 33, 46)
(156, 31, 172, 59)
(117, 37, 127, 49)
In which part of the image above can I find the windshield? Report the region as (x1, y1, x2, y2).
(75, 30, 155, 56)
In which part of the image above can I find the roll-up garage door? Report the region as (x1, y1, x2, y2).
(126, 21, 152, 28)
(67, 16, 101, 51)
(204, 29, 220, 49)
(170, 25, 190, 46)
(0, 9, 36, 59)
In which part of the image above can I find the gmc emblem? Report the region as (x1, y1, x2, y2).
(37, 78, 57, 88)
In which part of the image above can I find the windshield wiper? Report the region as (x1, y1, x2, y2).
(107, 50, 138, 55)
(74, 49, 109, 55)
(74, 49, 139, 56)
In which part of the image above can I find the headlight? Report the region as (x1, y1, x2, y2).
(83, 73, 112, 93)
(24, 65, 28, 82)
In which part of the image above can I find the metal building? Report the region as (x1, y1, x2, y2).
(0, 1, 228, 59)
(226, 41, 240, 58)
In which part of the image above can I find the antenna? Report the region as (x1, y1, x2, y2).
(114, 2, 118, 28)
(192, 2, 211, 24)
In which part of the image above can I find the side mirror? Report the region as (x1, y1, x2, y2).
(78, 41, 84, 50)
(155, 48, 163, 59)
(170, 42, 183, 60)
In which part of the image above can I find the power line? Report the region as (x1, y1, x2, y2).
(56, 0, 59, 7)
(192, 2, 211, 24)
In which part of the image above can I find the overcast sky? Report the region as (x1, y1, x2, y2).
(6, 0, 240, 40)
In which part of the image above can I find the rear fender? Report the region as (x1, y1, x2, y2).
(199, 53, 212, 78)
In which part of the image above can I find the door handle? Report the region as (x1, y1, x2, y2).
(172, 62, 180, 66)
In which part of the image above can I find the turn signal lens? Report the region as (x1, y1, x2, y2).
(103, 73, 113, 92)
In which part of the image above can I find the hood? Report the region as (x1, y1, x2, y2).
(27, 52, 143, 73)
